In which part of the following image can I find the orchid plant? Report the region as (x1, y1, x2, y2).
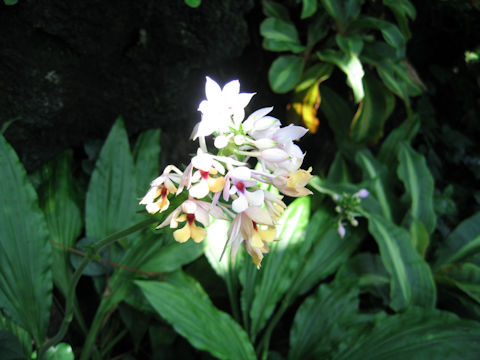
(140, 77, 313, 268)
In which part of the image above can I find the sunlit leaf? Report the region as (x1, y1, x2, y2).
(367, 214, 436, 311)
(249, 197, 311, 338)
(184, 0, 201, 8)
(45, 343, 74, 360)
(349, 73, 395, 143)
(268, 55, 305, 93)
(397, 142, 436, 234)
(0, 134, 52, 345)
(137, 278, 256, 360)
(318, 49, 365, 102)
(86, 117, 137, 239)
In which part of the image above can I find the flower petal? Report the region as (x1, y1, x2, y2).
(232, 195, 249, 213)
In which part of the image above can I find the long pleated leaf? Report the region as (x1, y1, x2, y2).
(335, 308, 480, 360)
(86, 117, 136, 239)
(397, 142, 436, 234)
(0, 135, 52, 345)
(289, 282, 361, 360)
(133, 128, 161, 196)
(36, 152, 83, 295)
(249, 197, 311, 338)
(136, 279, 256, 360)
(367, 214, 436, 310)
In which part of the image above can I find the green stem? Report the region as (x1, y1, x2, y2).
(226, 256, 241, 323)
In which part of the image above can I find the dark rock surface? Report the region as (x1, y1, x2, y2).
(0, 0, 277, 171)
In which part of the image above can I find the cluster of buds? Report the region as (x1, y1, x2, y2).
(332, 189, 369, 238)
(140, 77, 313, 268)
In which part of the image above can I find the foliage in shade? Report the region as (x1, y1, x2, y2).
(35, 151, 83, 296)
(133, 128, 161, 197)
(86, 117, 137, 239)
(0, 135, 52, 345)
(367, 214, 436, 310)
(136, 277, 256, 360)
(0, 331, 26, 360)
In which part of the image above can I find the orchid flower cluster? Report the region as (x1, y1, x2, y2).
(140, 77, 313, 268)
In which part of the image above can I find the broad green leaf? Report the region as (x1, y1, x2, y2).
(353, 17, 405, 58)
(3, 0, 18, 5)
(367, 214, 436, 310)
(437, 263, 480, 304)
(320, 0, 362, 28)
(261, 18, 305, 53)
(289, 282, 361, 360)
(435, 212, 480, 267)
(262, 1, 290, 22)
(295, 62, 333, 92)
(355, 149, 394, 221)
(0, 314, 32, 358)
(36, 152, 82, 296)
(410, 219, 429, 258)
(301, 0, 317, 19)
(383, 0, 416, 39)
(378, 115, 420, 166)
(287, 209, 361, 300)
(86, 117, 137, 239)
(318, 49, 365, 102)
(326, 152, 353, 184)
(349, 73, 395, 143)
(133, 128, 161, 196)
(184, 0, 201, 8)
(318, 85, 354, 147)
(335, 34, 363, 56)
(335, 308, 480, 360)
(249, 197, 311, 338)
(336, 253, 390, 302)
(307, 12, 329, 46)
(268, 55, 305, 93)
(136, 279, 256, 360)
(0, 331, 25, 360)
(0, 135, 52, 345)
(397, 142, 436, 234)
(45, 343, 74, 360)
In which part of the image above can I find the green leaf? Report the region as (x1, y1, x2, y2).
(289, 282, 361, 360)
(36, 152, 83, 295)
(326, 152, 353, 184)
(437, 263, 480, 305)
(318, 85, 354, 147)
(397, 142, 436, 234)
(410, 219, 429, 258)
(318, 49, 365, 102)
(0, 135, 52, 345)
(184, 0, 201, 8)
(354, 17, 405, 58)
(383, 0, 416, 39)
(320, 0, 363, 28)
(45, 343, 74, 360)
(301, 0, 317, 19)
(295, 62, 333, 92)
(268, 55, 305, 93)
(435, 212, 480, 266)
(287, 209, 362, 300)
(136, 278, 256, 360)
(355, 149, 394, 221)
(3, 0, 18, 5)
(335, 308, 480, 360)
(204, 219, 232, 279)
(133, 128, 161, 197)
(378, 115, 420, 166)
(367, 214, 436, 310)
(86, 117, 137, 239)
(0, 331, 25, 360)
(307, 12, 329, 47)
(262, 1, 290, 22)
(249, 197, 311, 338)
(260, 18, 305, 53)
(349, 72, 395, 143)
(335, 34, 364, 56)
